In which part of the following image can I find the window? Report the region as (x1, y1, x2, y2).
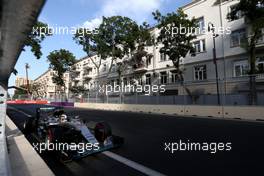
(230, 29, 246, 47)
(111, 80, 115, 87)
(123, 78, 128, 85)
(112, 64, 116, 72)
(160, 71, 168, 84)
(229, 5, 243, 21)
(257, 57, 264, 73)
(193, 40, 206, 53)
(146, 57, 152, 67)
(160, 53, 167, 62)
(171, 71, 178, 83)
(194, 65, 207, 81)
(234, 60, 249, 77)
(196, 17, 205, 35)
(146, 74, 151, 85)
(116, 79, 120, 85)
(103, 64, 107, 72)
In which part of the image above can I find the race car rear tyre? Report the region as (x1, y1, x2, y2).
(94, 122, 112, 142)
(45, 128, 54, 144)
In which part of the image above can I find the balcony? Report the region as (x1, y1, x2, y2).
(133, 65, 148, 74)
(83, 65, 93, 70)
(83, 74, 93, 80)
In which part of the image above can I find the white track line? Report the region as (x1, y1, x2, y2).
(103, 151, 166, 176)
(10, 106, 167, 176)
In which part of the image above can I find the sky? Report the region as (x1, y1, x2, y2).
(8, 0, 191, 94)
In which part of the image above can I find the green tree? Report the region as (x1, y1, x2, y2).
(74, 27, 105, 76)
(74, 16, 153, 101)
(69, 85, 88, 96)
(30, 82, 42, 98)
(153, 9, 197, 82)
(73, 16, 143, 78)
(116, 21, 153, 80)
(227, 0, 264, 105)
(13, 85, 27, 99)
(24, 21, 52, 59)
(47, 49, 76, 97)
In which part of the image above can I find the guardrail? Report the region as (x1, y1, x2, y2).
(0, 84, 11, 176)
(75, 103, 264, 121)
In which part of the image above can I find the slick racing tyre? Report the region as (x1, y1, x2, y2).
(94, 122, 112, 142)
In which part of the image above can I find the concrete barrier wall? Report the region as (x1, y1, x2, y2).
(6, 116, 54, 176)
(75, 103, 264, 121)
(75, 103, 185, 116)
(184, 105, 223, 118)
(223, 106, 264, 120)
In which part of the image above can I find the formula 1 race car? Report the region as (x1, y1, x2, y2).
(23, 107, 123, 162)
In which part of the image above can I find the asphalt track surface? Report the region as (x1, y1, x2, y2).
(7, 104, 264, 176)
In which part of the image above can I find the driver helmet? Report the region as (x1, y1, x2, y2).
(60, 114, 68, 123)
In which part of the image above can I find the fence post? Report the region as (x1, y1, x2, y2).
(183, 81, 186, 116)
(220, 79, 225, 118)
(107, 93, 108, 104)
(136, 92, 138, 104)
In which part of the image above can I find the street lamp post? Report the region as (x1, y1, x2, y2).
(208, 22, 221, 105)
(25, 63, 30, 99)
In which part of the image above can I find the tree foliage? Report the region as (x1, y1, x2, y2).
(24, 21, 52, 59)
(47, 49, 76, 87)
(228, 0, 264, 74)
(31, 82, 42, 98)
(153, 9, 197, 80)
(227, 0, 264, 105)
(70, 85, 88, 96)
(13, 85, 28, 99)
(74, 16, 153, 78)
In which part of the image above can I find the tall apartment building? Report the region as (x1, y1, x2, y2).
(69, 0, 264, 97)
(15, 77, 33, 87)
(38, 0, 264, 99)
(181, 0, 264, 95)
(33, 69, 70, 99)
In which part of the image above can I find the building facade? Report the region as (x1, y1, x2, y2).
(15, 77, 33, 87)
(33, 69, 70, 99)
(181, 0, 264, 96)
(36, 0, 264, 99)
